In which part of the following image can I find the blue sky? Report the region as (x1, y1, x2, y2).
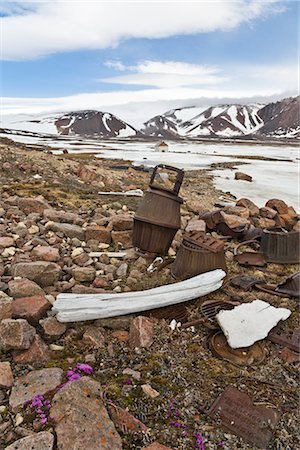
(0, 0, 298, 121)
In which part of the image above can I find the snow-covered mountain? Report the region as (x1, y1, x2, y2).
(1, 96, 299, 140)
(1, 110, 139, 138)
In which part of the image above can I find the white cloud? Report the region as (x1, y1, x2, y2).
(101, 60, 226, 87)
(1, 0, 284, 60)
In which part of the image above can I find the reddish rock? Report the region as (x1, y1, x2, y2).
(220, 212, 249, 229)
(18, 197, 50, 215)
(0, 319, 36, 351)
(0, 292, 13, 320)
(129, 316, 154, 348)
(143, 444, 173, 450)
(72, 266, 96, 282)
(93, 277, 108, 288)
(83, 327, 105, 348)
(12, 261, 61, 287)
(256, 217, 276, 229)
(108, 403, 148, 433)
(111, 230, 133, 249)
(71, 285, 106, 294)
(77, 165, 97, 182)
(5, 431, 54, 450)
(234, 172, 252, 182)
(8, 278, 45, 298)
(31, 246, 60, 262)
(85, 225, 111, 243)
(39, 317, 67, 340)
(223, 205, 250, 218)
(12, 295, 51, 322)
(274, 214, 287, 228)
(265, 199, 289, 215)
(185, 217, 206, 233)
(0, 236, 15, 248)
(110, 214, 133, 231)
(236, 198, 259, 216)
(13, 335, 49, 365)
(72, 252, 91, 266)
(259, 206, 278, 219)
(9, 368, 64, 411)
(51, 377, 122, 450)
(0, 361, 14, 388)
(111, 330, 129, 342)
(293, 221, 300, 231)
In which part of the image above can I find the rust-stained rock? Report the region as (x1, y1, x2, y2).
(129, 316, 154, 348)
(236, 198, 259, 216)
(259, 206, 277, 219)
(185, 217, 206, 233)
(9, 368, 64, 411)
(111, 330, 129, 342)
(0, 361, 14, 388)
(223, 205, 250, 218)
(0, 319, 36, 351)
(111, 230, 133, 249)
(77, 165, 97, 182)
(83, 326, 105, 348)
(5, 431, 54, 450)
(51, 377, 122, 450)
(220, 212, 249, 229)
(265, 198, 289, 215)
(12, 295, 51, 322)
(255, 217, 276, 229)
(8, 279, 45, 299)
(11, 261, 61, 287)
(85, 225, 111, 243)
(110, 214, 133, 231)
(13, 335, 49, 365)
(72, 266, 96, 282)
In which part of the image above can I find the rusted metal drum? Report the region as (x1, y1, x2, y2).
(171, 233, 227, 280)
(260, 228, 300, 264)
(133, 164, 184, 254)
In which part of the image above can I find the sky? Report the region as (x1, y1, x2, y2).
(0, 0, 299, 126)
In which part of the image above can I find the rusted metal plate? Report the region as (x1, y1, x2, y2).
(208, 386, 280, 448)
(209, 331, 265, 366)
(231, 275, 264, 291)
(276, 272, 300, 298)
(184, 231, 224, 253)
(268, 328, 300, 353)
(234, 252, 267, 267)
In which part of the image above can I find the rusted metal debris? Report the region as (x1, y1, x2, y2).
(133, 164, 184, 255)
(233, 240, 267, 267)
(276, 347, 300, 364)
(260, 227, 300, 264)
(209, 331, 265, 366)
(267, 327, 300, 353)
(171, 232, 226, 279)
(199, 210, 249, 239)
(276, 272, 300, 298)
(208, 386, 280, 449)
(231, 275, 264, 290)
(201, 300, 238, 324)
(242, 225, 264, 241)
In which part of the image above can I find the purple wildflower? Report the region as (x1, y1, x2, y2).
(218, 442, 225, 448)
(170, 421, 186, 429)
(75, 363, 93, 374)
(122, 378, 133, 386)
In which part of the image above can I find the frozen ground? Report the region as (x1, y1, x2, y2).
(1, 133, 298, 209)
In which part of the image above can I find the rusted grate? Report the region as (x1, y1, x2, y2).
(201, 300, 238, 323)
(268, 328, 300, 353)
(208, 386, 280, 448)
(184, 231, 224, 253)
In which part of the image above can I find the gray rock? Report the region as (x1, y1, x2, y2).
(5, 431, 54, 450)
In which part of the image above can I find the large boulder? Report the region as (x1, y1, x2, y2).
(51, 377, 122, 450)
(5, 432, 54, 450)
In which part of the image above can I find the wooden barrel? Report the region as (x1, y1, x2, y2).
(260, 228, 300, 264)
(171, 239, 227, 280)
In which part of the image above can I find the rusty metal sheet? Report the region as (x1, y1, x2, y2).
(184, 231, 224, 253)
(234, 252, 267, 267)
(276, 272, 300, 298)
(209, 331, 265, 366)
(268, 328, 300, 353)
(208, 386, 280, 449)
(231, 275, 264, 291)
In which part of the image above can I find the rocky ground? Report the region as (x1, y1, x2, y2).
(0, 137, 299, 450)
